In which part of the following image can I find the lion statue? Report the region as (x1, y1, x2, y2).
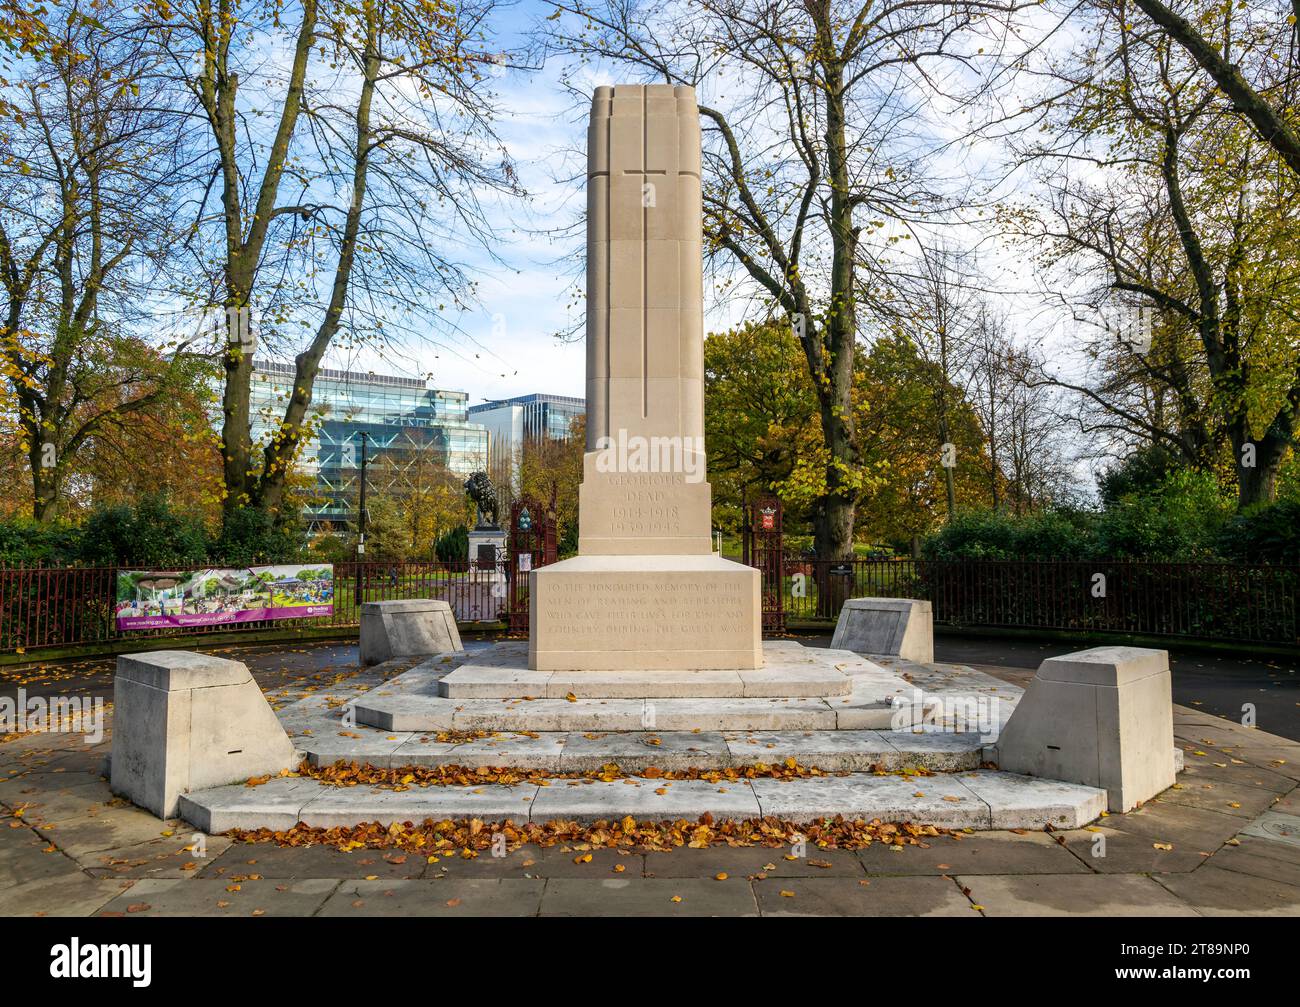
(464, 471, 499, 528)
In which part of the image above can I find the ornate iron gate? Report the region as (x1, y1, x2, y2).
(508, 499, 557, 632)
(742, 495, 785, 632)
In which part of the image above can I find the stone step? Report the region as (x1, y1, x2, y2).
(353, 693, 929, 733)
(298, 728, 988, 774)
(436, 662, 854, 700)
(178, 769, 1106, 834)
(345, 640, 931, 733)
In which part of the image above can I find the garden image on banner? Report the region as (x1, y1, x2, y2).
(114, 565, 334, 629)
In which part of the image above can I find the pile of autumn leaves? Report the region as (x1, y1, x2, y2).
(229, 758, 948, 854)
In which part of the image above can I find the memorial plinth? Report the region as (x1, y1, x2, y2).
(529, 84, 761, 671)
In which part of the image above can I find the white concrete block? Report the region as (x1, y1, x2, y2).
(994, 646, 1176, 812)
(830, 598, 934, 662)
(112, 651, 297, 819)
(359, 599, 463, 666)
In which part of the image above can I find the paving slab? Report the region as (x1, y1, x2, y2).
(753, 875, 975, 916)
(438, 665, 554, 699)
(0, 874, 132, 916)
(1271, 787, 1300, 815)
(643, 846, 866, 879)
(539, 877, 759, 916)
(94, 877, 339, 917)
(1229, 833, 1300, 865)
(530, 777, 762, 822)
(648, 697, 837, 731)
(856, 830, 1089, 876)
(1054, 826, 1213, 874)
(391, 732, 566, 770)
(882, 731, 988, 771)
(199, 841, 430, 880)
(354, 694, 455, 732)
(833, 700, 919, 730)
(737, 665, 850, 698)
(1211, 748, 1300, 781)
(177, 778, 323, 833)
(455, 698, 647, 732)
(1101, 798, 1247, 849)
(0, 779, 116, 825)
(962, 873, 1199, 916)
(723, 730, 901, 771)
(82, 835, 231, 879)
(299, 731, 415, 767)
(1153, 864, 1300, 916)
(547, 669, 749, 699)
(319, 878, 545, 916)
(31, 804, 192, 859)
(0, 821, 84, 886)
(1209, 842, 1300, 888)
(1176, 759, 1298, 792)
(1156, 778, 1280, 819)
(427, 845, 643, 879)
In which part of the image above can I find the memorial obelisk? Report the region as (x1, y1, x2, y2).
(528, 84, 762, 671)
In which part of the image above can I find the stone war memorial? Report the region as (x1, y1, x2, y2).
(112, 85, 1181, 859)
(530, 83, 762, 672)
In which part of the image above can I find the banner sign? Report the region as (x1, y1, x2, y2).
(115, 565, 334, 630)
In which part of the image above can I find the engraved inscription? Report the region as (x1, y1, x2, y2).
(543, 578, 750, 645)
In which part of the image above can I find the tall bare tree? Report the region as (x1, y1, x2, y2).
(0, 3, 201, 520)
(145, 0, 519, 526)
(1013, 5, 1300, 506)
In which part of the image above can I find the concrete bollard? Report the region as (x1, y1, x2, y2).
(110, 651, 297, 819)
(994, 646, 1176, 812)
(830, 598, 934, 663)
(359, 599, 463, 666)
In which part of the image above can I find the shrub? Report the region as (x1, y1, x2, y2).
(78, 495, 210, 567)
(1096, 444, 1181, 507)
(921, 508, 1094, 561)
(434, 524, 468, 564)
(1216, 500, 1300, 564)
(212, 506, 303, 565)
(558, 519, 579, 558)
(306, 530, 352, 564)
(1093, 468, 1232, 560)
(0, 519, 81, 565)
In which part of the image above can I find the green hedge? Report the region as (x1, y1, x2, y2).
(923, 472, 1297, 564)
(0, 495, 305, 567)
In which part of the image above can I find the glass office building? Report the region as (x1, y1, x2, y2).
(249, 360, 489, 529)
(468, 392, 585, 443)
(468, 393, 585, 492)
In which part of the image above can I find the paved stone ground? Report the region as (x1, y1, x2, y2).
(2, 640, 1298, 916)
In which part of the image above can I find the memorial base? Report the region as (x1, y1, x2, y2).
(528, 554, 761, 671)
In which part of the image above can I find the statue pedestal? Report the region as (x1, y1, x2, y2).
(466, 527, 505, 568)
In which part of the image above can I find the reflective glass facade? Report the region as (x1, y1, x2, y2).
(250, 361, 488, 528)
(469, 393, 585, 443)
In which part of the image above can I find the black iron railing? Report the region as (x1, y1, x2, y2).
(772, 558, 1299, 644)
(0, 560, 519, 655)
(2, 556, 1296, 655)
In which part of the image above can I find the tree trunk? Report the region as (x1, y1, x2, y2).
(1235, 458, 1276, 508)
(815, 56, 859, 561)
